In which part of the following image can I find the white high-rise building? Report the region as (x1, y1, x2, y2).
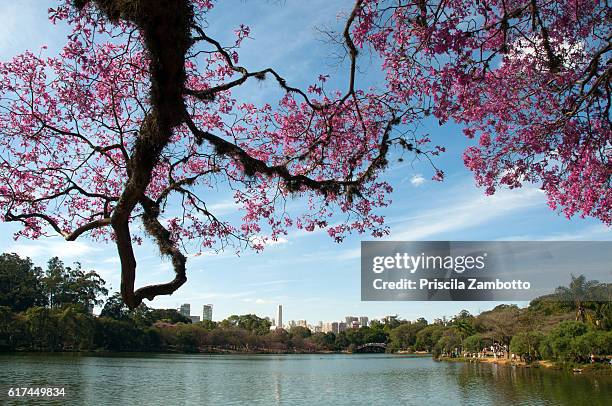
(270, 305, 283, 330)
(179, 303, 190, 317)
(202, 304, 213, 321)
(276, 304, 283, 329)
(345, 316, 358, 325)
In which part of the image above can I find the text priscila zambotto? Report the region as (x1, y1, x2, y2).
(361, 241, 612, 301)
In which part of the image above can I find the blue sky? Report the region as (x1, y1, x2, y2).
(0, 0, 609, 323)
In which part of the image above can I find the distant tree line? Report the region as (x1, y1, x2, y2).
(1, 253, 611, 366)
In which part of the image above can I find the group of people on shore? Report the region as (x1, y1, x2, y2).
(461, 343, 511, 361)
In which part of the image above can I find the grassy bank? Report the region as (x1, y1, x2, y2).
(436, 355, 612, 375)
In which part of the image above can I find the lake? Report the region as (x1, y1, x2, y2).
(1, 353, 610, 405)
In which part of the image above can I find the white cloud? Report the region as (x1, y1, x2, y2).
(496, 224, 611, 241)
(266, 237, 289, 246)
(248, 279, 298, 287)
(501, 34, 586, 71)
(206, 199, 240, 215)
(410, 174, 425, 187)
(7, 239, 100, 261)
(249, 235, 289, 248)
(101, 256, 121, 264)
(190, 291, 256, 300)
(390, 186, 544, 240)
(333, 185, 546, 260)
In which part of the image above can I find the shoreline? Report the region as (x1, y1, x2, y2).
(436, 356, 612, 375)
(3, 350, 610, 375)
(0, 349, 403, 356)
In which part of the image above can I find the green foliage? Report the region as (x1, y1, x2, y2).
(0, 253, 47, 311)
(289, 327, 311, 349)
(174, 324, 207, 352)
(510, 331, 544, 360)
(0, 306, 27, 350)
(451, 310, 475, 339)
(220, 314, 271, 335)
(334, 332, 350, 349)
(433, 328, 461, 358)
(289, 326, 311, 339)
(532, 275, 611, 328)
(388, 321, 428, 351)
(529, 296, 573, 316)
(382, 315, 401, 330)
(149, 308, 192, 324)
(309, 332, 336, 351)
(415, 325, 444, 352)
(363, 323, 388, 344)
(5, 305, 99, 351)
(2, 262, 610, 362)
(44, 257, 108, 309)
(100, 292, 191, 327)
(23, 307, 61, 350)
(94, 317, 160, 351)
(57, 304, 96, 350)
(539, 321, 592, 363)
(463, 334, 485, 353)
(195, 320, 218, 330)
(478, 304, 521, 347)
(100, 292, 131, 320)
(571, 331, 612, 360)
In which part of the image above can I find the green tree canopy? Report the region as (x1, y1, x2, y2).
(389, 322, 428, 350)
(0, 253, 47, 311)
(220, 314, 271, 335)
(44, 257, 108, 309)
(554, 274, 604, 323)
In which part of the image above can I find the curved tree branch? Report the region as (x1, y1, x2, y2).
(76, 0, 195, 308)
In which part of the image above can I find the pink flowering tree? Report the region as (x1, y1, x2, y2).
(0, 0, 608, 308)
(354, 0, 610, 223)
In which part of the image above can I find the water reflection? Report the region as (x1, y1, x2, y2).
(1, 353, 610, 405)
(455, 362, 611, 406)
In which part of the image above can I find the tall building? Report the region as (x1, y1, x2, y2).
(359, 316, 369, 328)
(190, 316, 200, 323)
(276, 304, 283, 329)
(313, 321, 323, 333)
(179, 303, 190, 317)
(202, 304, 213, 321)
(345, 316, 358, 325)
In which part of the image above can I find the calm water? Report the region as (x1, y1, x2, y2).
(1, 353, 610, 405)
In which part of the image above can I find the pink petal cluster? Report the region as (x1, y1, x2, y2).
(355, 0, 611, 224)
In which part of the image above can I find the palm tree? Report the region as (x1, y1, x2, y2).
(554, 274, 601, 323)
(451, 313, 475, 355)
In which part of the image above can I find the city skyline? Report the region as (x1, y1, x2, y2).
(171, 301, 450, 331)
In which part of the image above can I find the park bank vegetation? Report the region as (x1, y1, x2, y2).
(1, 253, 610, 368)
